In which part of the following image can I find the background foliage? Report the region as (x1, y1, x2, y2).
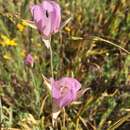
(0, 0, 130, 130)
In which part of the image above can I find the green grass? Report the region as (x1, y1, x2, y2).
(0, 0, 130, 129)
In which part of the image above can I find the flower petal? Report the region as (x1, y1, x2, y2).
(50, 1, 61, 33)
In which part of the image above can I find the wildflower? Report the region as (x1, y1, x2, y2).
(17, 20, 27, 32)
(17, 23, 25, 32)
(42, 75, 89, 123)
(22, 20, 28, 26)
(25, 54, 34, 67)
(1, 35, 8, 41)
(6, 39, 17, 46)
(30, 0, 61, 39)
(51, 77, 81, 108)
(0, 35, 17, 46)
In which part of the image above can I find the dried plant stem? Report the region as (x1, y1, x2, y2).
(76, 118, 80, 130)
(107, 113, 130, 130)
(63, 108, 66, 127)
(94, 36, 130, 54)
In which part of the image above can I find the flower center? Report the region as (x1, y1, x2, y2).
(60, 86, 69, 96)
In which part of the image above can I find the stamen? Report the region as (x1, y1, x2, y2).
(60, 86, 68, 96)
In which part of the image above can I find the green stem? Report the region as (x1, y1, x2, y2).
(42, 38, 55, 127)
(49, 43, 54, 78)
(42, 38, 54, 78)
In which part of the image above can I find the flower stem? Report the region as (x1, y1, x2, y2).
(49, 43, 54, 78)
(48, 39, 55, 126)
(42, 38, 54, 78)
(42, 37, 55, 126)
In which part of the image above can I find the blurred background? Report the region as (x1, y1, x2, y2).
(0, 0, 130, 129)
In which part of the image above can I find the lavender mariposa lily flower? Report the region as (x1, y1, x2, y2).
(30, 0, 61, 39)
(51, 77, 81, 108)
(25, 54, 34, 67)
(42, 75, 88, 123)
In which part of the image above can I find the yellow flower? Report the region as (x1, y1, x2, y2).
(17, 20, 27, 32)
(1, 35, 9, 46)
(0, 34, 17, 46)
(17, 23, 25, 32)
(6, 39, 17, 46)
(22, 20, 28, 26)
(3, 53, 12, 60)
(1, 35, 8, 41)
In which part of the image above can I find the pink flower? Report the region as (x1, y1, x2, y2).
(51, 77, 81, 108)
(25, 54, 34, 67)
(30, 0, 61, 39)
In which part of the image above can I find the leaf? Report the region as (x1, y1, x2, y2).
(0, 19, 9, 35)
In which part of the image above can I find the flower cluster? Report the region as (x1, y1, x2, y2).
(0, 35, 17, 46)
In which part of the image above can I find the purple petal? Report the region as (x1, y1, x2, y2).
(51, 78, 61, 99)
(30, 0, 61, 38)
(59, 90, 73, 107)
(41, 0, 53, 12)
(30, 5, 45, 31)
(50, 1, 61, 33)
(52, 77, 81, 108)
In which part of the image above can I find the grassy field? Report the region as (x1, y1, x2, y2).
(0, 0, 130, 130)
